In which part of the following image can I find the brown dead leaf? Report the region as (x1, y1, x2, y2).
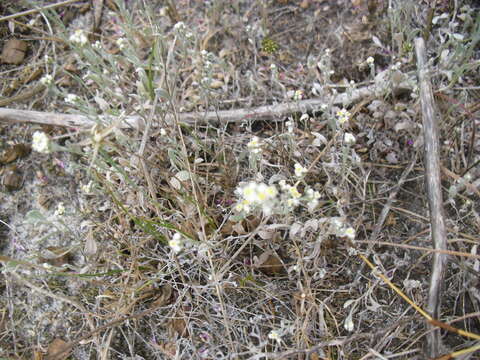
(1, 39, 28, 64)
(151, 341, 177, 358)
(1, 165, 23, 191)
(38, 247, 74, 267)
(254, 250, 285, 276)
(169, 316, 188, 337)
(244, 216, 261, 232)
(300, 0, 310, 9)
(47, 338, 71, 360)
(150, 284, 173, 308)
(4, 66, 44, 96)
(0, 144, 31, 164)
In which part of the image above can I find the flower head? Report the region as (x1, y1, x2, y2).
(40, 74, 53, 86)
(366, 56, 375, 65)
(69, 29, 88, 46)
(336, 109, 351, 124)
(54, 202, 65, 216)
(32, 131, 51, 154)
(169, 233, 184, 253)
(294, 163, 308, 178)
(344, 227, 355, 240)
(116, 37, 127, 50)
(293, 89, 304, 101)
(344, 133, 356, 145)
(247, 136, 263, 155)
(235, 182, 278, 215)
(268, 330, 282, 343)
(65, 93, 80, 104)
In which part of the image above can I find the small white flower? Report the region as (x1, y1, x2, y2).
(288, 185, 301, 199)
(247, 136, 263, 154)
(173, 21, 186, 32)
(344, 133, 356, 145)
(344, 316, 354, 332)
(268, 330, 282, 343)
(69, 29, 88, 46)
(65, 93, 80, 104)
(32, 131, 50, 154)
(92, 41, 102, 49)
(40, 74, 53, 86)
(366, 56, 375, 65)
(300, 113, 310, 122)
(235, 182, 278, 215)
(159, 128, 167, 136)
(81, 181, 94, 194)
(270, 63, 277, 71)
(169, 233, 183, 253)
(54, 202, 65, 216)
(293, 89, 304, 100)
(294, 163, 308, 178)
(306, 188, 321, 200)
(287, 197, 300, 208)
(403, 279, 421, 290)
(347, 247, 358, 256)
(331, 217, 344, 230)
(344, 227, 355, 240)
(336, 108, 351, 124)
(116, 37, 127, 50)
(285, 120, 294, 133)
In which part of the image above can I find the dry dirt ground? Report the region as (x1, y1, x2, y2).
(1, 0, 480, 359)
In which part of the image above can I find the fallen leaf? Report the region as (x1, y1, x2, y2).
(1, 39, 27, 64)
(300, 0, 310, 9)
(1, 165, 23, 191)
(0, 144, 31, 164)
(254, 250, 284, 276)
(150, 341, 177, 358)
(210, 79, 224, 89)
(47, 338, 71, 360)
(149, 284, 173, 308)
(38, 247, 74, 267)
(169, 316, 188, 338)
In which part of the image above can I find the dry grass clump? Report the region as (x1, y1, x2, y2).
(1, 0, 480, 359)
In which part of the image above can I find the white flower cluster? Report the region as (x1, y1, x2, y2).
(54, 202, 65, 217)
(169, 232, 184, 253)
(235, 182, 278, 215)
(330, 217, 355, 240)
(32, 131, 51, 154)
(293, 89, 304, 100)
(69, 29, 88, 46)
(116, 37, 127, 50)
(173, 21, 194, 40)
(40, 74, 53, 86)
(247, 136, 263, 155)
(336, 108, 351, 124)
(344, 132, 356, 145)
(268, 329, 282, 343)
(294, 163, 307, 178)
(65, 93, 80, 104)
(278, 180, 302, 208)
(305, 188, 321, 212)
(235, 179, 322, 216)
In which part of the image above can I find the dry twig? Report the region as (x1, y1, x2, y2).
(0, 74, 403, 129)
(415, 37, 448, 357)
